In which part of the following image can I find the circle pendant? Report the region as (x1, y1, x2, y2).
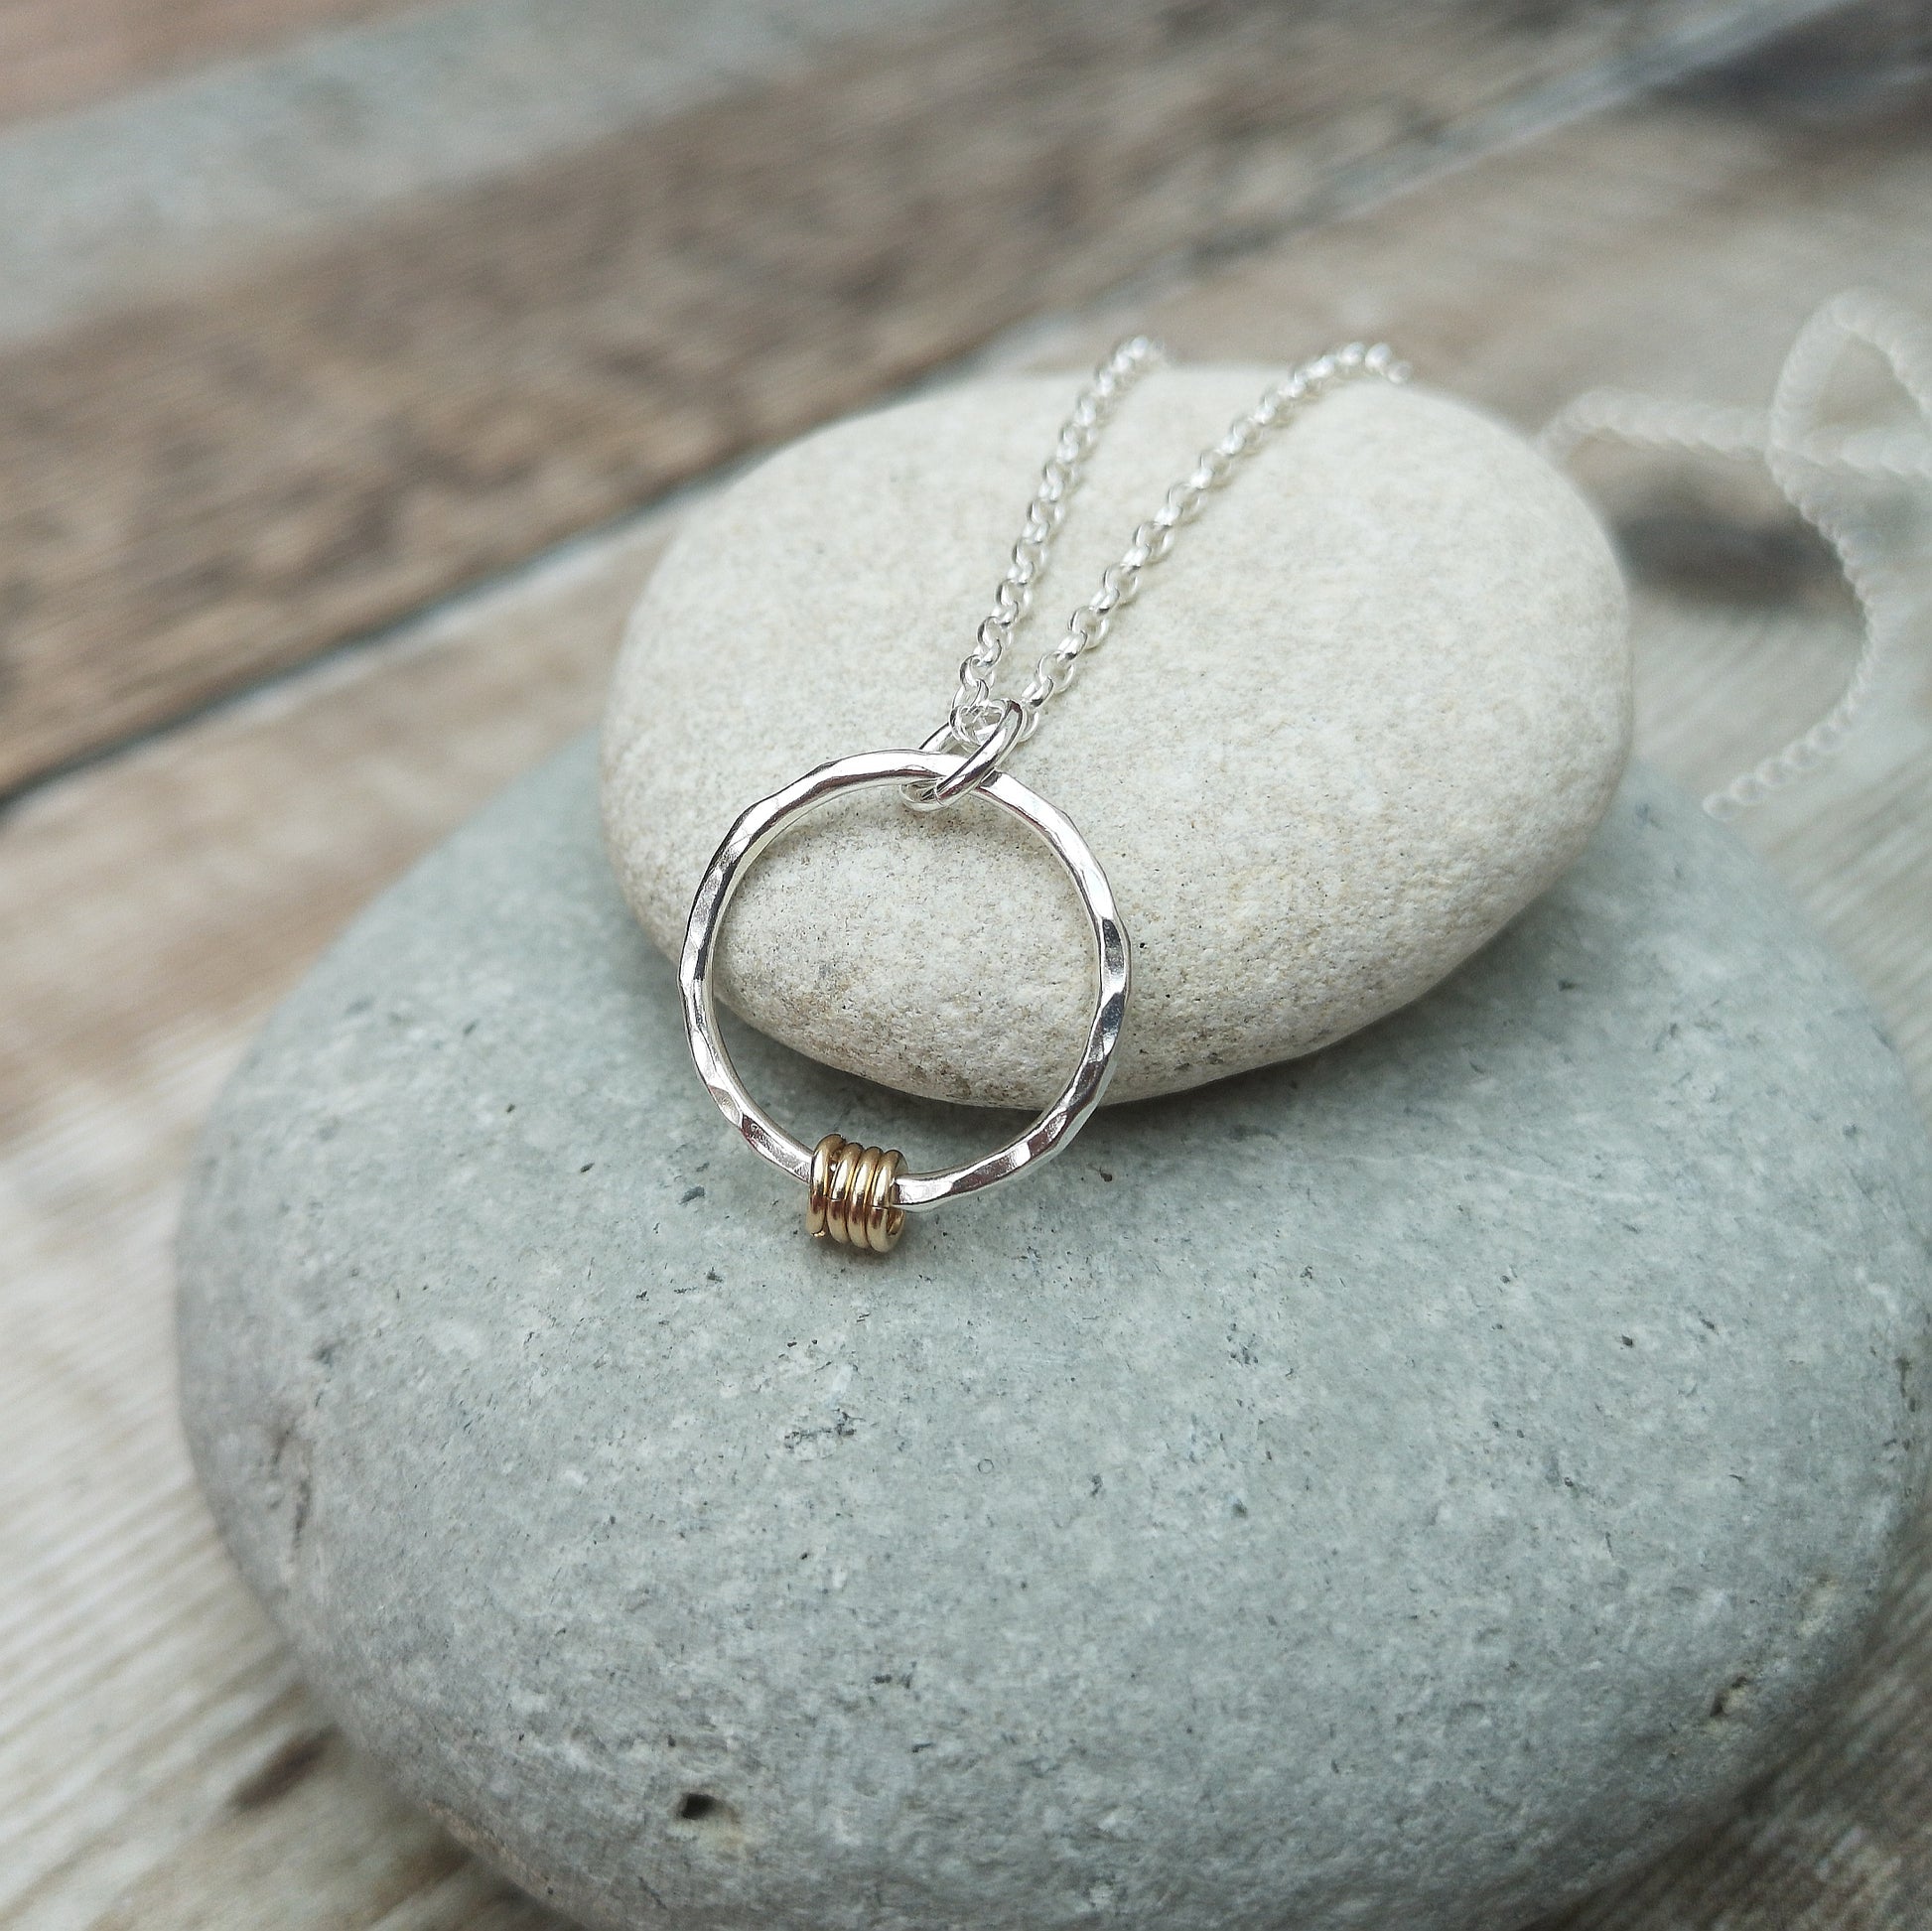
(678, 749, 1130, 1241)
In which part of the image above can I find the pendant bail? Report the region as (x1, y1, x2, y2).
(903, 698, 1027, 813)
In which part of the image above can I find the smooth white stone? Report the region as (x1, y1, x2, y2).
(602, 369, 1630, 1108)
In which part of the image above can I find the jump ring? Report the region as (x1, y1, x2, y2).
(903, 698, 1027, 814)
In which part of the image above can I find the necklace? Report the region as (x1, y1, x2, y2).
(678, 336, 1408, 1251)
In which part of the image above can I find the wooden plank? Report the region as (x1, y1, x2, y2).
(0, 0, 416, 130)
(0, 0, 1858, 797)
(5, 53, 1932, 1931)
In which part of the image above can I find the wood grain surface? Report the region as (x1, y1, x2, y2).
(0, 0, 415, 129)
(5, 35, 1932, 1931)
(0, 0, 1853, 797)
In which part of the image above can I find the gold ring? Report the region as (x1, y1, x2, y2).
(808, 1134, 906, 1252)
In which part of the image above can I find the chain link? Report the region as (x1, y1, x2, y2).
(941, 336, 1411, 756)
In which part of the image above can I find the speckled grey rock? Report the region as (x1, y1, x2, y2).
(602, 370, 1630, 1110)
(180, 741, 1931, 1931)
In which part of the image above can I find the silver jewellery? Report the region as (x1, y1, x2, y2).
(679, 335, 1409, 1250)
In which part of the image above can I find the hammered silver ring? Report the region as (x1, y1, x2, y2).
(678, 748, 1130, 1223)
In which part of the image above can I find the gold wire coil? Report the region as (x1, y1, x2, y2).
(807, 1134, 906, 1252)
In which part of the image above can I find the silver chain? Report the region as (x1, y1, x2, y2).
(942, 298, 1930, 821)
(941, 336, 1411, 756)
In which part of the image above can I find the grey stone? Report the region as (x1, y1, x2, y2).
(180, 740, 1932, 1931)
(602, 371, 1631, 1111)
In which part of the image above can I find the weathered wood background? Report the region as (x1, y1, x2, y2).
(3, 0, 1931, 1925)
(0, 0, 1861, 797)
